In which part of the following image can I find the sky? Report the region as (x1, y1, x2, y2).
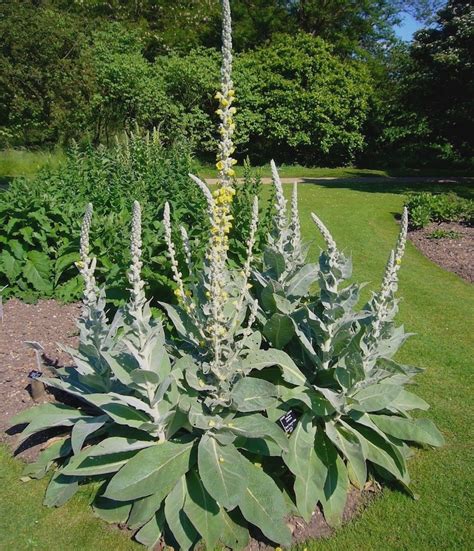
(394, 12, 425, 41)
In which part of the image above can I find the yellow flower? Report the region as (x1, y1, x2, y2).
(185, 289, 192, 297)
(396, 258, 402, 265)
(219, 456, 225, 463)
(215, 109, 223, 116)
(75, 261, 85, 269)
(230, 158, 237, 165)
(174, 288, 182, 297)
(227, 89, 235, 97)
(226, 168, 235, 177)
(214, 92, 222, 100)
(229, 107, 237, 114)
(216, 160, 224, 171)
(220, 98, 229, 107)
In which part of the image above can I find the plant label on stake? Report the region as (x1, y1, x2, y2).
(278, 409, 299, 434)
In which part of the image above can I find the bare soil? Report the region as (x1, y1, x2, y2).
(409, 222, 473, 283)
(0, 297, 377, 547)
(0, 298, 80, 459)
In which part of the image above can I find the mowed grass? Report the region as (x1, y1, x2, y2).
(1, 179, 472, 550)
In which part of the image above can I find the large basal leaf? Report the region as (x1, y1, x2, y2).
(93, 497, 132, 524)
(325, 421, 367, 488)
(350, 423, 409, 484)
(23, 250, 53, 293)
(320, 453, 349, 528)
(350, 383, 402, 412)
(287, 386, 336, 416)
(184, 469, 223, 549)
(71, 416, 107, 455)
(221, 510, 249, 550)
(263, 313, 295, 348)
(231, 378, 278, 412)
(22, 438, 72, 480)
(44, 472, 79, 507)
(239, 456, 292, 546)
(370, 414, 444, 447)
(105, 439, 196, 501)
(12, 403, 88, 443)
(284, 413, 325, 521)
(390, 389, 430, 412)
(198, 435, 246, 510)
(164, 476, 199, 551)
(134, 509, 165, 548)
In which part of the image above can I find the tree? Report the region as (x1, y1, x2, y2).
(409, 0, 474, 160)
(0, 2, 94, 146)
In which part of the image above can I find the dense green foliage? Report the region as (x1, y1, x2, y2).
(1, 1, 472, 167)
(405, 191, 474, 228)
(0, 133, 272, 303)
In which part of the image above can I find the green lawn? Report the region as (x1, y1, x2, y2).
(0, 149, 64, 188)
(1, 179, 472, 550)
(196, 163, 473, 180)
(1, 148, 472, 187)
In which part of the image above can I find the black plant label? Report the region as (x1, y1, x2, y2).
(28, 370, 43, 380)
(278, 409, 299, 434)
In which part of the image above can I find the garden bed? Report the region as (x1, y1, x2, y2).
(0, 298, 80, 460)
(408, 222, 473, 283)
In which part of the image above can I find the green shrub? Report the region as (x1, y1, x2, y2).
(405, 192, 473, 229)
(427, 229, 461, 240)
(0, 131, 207, 303)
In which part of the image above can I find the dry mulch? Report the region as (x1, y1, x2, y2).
(408, 222, 473, 283)
(0, 298, 80, 459)
(0, 296, 376, 547)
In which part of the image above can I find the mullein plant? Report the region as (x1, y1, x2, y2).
(11, 0, 444, 548)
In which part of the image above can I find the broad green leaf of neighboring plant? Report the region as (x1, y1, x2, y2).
(23, 250, 53, 293)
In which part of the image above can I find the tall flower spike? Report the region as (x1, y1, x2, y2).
(128, 200, 145, 313)
(163, 202, 187, 305)
(232, 196, 259, 326)
(215, 0, 236, 187)
(290, 182, 302, 261)
(271, 160, 287, 239)
(79, 203, 98, 309)
(189, 174, 215, 214)
(180, 225, 193, 274)
(80, 203, 93, 263)
(311, 212, 339, 260)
